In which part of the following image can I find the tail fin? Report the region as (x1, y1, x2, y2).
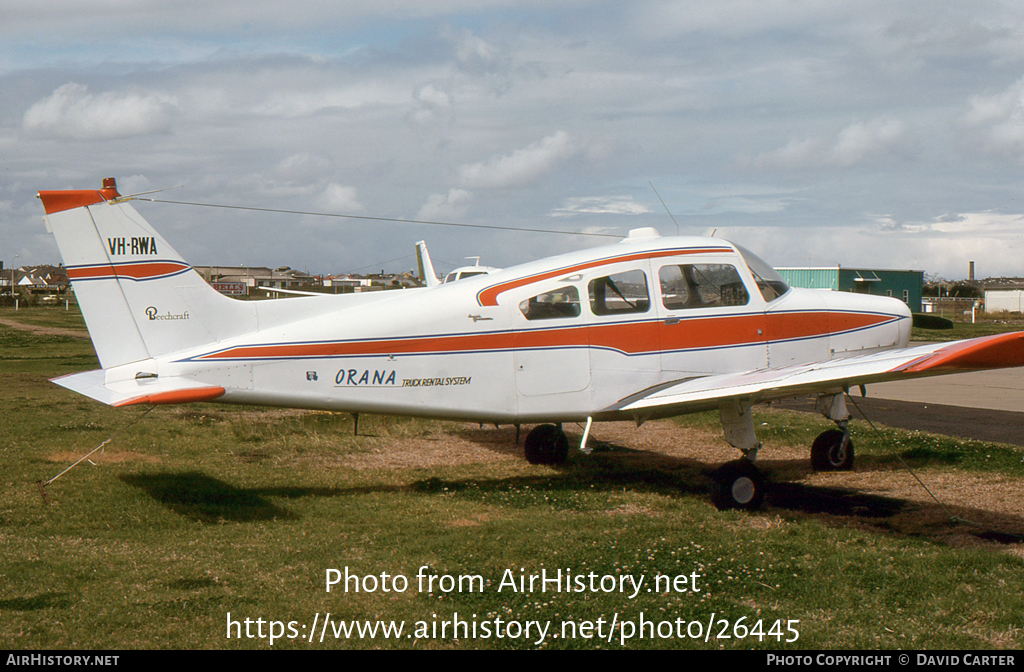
(39, 178, 257, 369)
(415, 240, 440, 287)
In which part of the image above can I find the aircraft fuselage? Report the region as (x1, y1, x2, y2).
(145, 235, 911, 423)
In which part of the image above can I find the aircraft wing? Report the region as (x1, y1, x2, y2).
(52, 369, 226, 407)
(615, 331, 1024, 417)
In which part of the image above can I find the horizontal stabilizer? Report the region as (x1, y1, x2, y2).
(52, 370, 225, 407)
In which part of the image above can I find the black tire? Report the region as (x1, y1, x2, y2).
(709, 459, 766, 511)
(810, 429, 854, 471)
(524, 424, 569, 465)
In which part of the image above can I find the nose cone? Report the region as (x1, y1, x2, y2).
(821, 290, 913, 351)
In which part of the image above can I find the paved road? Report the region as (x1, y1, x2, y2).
(776, 366, 1024, 447)
(870, 367, 1024, 413)
(776, 395, 1024, 447)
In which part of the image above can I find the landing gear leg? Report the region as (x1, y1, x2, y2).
(524, 423, 569, 465)
(711, 401, 767, 510)
(811, 393, 854, 471)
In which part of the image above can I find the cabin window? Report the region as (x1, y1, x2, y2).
(443, 270, 486, 283)
(659, 264, 750, 310)
(733, 243, 790, 302)
(589, 270, 650, 316)
(519, 286, 581, 320)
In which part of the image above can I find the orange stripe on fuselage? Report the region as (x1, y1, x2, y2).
(765, 310, 892, 342)
(194, 310, 896, 361)
(199, 331, 521, 360)
(475, 247, 733, 307)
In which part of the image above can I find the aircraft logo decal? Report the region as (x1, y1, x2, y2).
(335, 369, 398, 386)
(145, 306, 190, 321)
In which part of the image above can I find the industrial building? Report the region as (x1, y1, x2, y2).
(982, 281, 1024, 314)
(774, 266, 923, 313)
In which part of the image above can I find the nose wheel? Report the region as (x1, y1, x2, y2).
(810, 428, 854, 471)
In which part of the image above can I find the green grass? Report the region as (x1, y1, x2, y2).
(912, 316, 1024, 342)
(0, 303, 88, 331)
(1, 306, 1023, 649)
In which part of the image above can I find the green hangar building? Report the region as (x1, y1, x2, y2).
(773, 267, 923, 313)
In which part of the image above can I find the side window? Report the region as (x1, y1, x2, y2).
(589, 270, 650, 316)
(519, 286, 581, 320)
(659, 264, 750, 310)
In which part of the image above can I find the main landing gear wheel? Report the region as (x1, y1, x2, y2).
(524, 424, 569, 465)
(709, 459, 766, 511)
(811, 429, 854, 471)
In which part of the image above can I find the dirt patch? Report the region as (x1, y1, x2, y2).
(46, 450, 162, 465)
(330, 426, 523, 470)
(0, 317, 89, 339)
(331, 418, 1024, 553)
(325, 420, 729, 472)
(605, 503, 658, 517)
(446, 513, 493, 527)
(807, 469, 1024, 554)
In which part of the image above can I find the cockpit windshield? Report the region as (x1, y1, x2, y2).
(733, 244, 790, 302)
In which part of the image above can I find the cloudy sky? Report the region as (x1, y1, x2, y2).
(4, 1, 1024, 279)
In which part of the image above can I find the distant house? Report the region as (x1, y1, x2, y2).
(194, 265, 317, 296)
(11, 265, 69, 295)
(193, 265, 421, 296)
(323, 274, 373, 290)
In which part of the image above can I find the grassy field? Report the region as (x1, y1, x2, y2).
(1, 306, 1023, 650)
(911, 314, 1024, 342)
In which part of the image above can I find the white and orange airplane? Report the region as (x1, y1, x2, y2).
(37, 178, 1024, 510)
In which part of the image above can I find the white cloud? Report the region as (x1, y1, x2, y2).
(442, 24, 514, 92)
(258, 83, 410, 117)
(714, 210, 1024, 279)
(409, 84, 454, 124)
(746, 118, 908, 169)
(317, 184, 364, 213)
(417, 189, 472, 220)
(634, 0, 855, 39)
(830, 119, 907, 166)
(549, 195, 651, 217)
(459, 131, 577, 188)
(965, 80, 1024, 126)
(928, 211, 1024, 236)
(274, 153, 332, 182)
(963, 78, 1024, 156)
(23, 83, 177, 140)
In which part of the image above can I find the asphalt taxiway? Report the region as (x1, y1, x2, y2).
(776, 366, 1024, 447)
